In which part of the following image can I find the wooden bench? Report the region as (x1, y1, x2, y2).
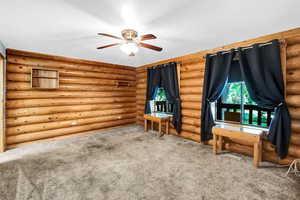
(212, 124, 264, 168)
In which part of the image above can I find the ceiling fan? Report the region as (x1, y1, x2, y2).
(97, 29, 163, 56)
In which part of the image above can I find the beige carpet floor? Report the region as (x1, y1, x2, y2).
(0, 125, 299, 200)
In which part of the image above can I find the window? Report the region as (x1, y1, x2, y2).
(215, 81, 274, 128)
(31, 68, 59, 89)
(150, 87, 174, 114)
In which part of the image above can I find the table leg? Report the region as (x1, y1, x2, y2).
(158, 121, 162, 135)
(253, 142, 259, 168)
(213, 134, 218, 155)
(166, 121, 169, 135)
(151, 121, 154, 130)
(144, 119, 148, 132)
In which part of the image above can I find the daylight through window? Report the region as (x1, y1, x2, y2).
(215, 82, 274, 128)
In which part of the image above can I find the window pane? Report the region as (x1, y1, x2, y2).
(222, 83, 241, 104)
(216, 82, 241, 122)
(216, 81, 274, 128)
(154, 87, 167, 101)
(241, 82, 273, 128)
(241, 82, 256, 105)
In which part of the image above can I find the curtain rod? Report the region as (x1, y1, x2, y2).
(203, 40, 284, 59)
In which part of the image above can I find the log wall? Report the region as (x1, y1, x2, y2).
(5, 49, 136, 149)
(136, 27, 300, 165)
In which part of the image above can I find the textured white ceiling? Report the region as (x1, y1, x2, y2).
(1, 0, 300, 67)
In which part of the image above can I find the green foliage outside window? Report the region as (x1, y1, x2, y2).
(222, 82, 256, 105)
(220, 82, 270, 127)
(154, 87, 167, 101)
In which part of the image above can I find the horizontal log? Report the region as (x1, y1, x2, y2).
(136, 88, 146, 93)
(291, 120, 300, 133)
(182, 109, 201, 118)
(182, 117, 201, 127)
(7, 103, 136, 118)
(7, 97, 135, 108)
(7, 124, 133, 149)
(137, 83, 146, 89)
(263, 151, 297, 166)
(224, 142, 296, 165)
(181, 102, 202, 110)
(287, 43, 300, 58)
(7, 91, 135, 99)
(181, 79, 203, 87)
(136, 96, 146, 101)
(180, 87, 202, 94)
(181, 71, 204, 79)
(136, 104, 144, 110)
(181, 95, 202, 102)
(136, 72, 146, 79)
(289, 107, 300, 120)
(136, 114, 144, 120)
(7, 107, 136, 127)
(7, 81, 136, 91)
(286, 82, 300, 95)
(7, 113, 136, 136)
(287, 56, 300, 70)
(224, 137, 253, 147)
(7, 73, 30, 82)
(225, 142, 253, 156)
(263, 140, 300, 158)
(6, 118, 135, 145)
(137, 78, 146, 84)
(7, 55, 135, 76)
(181, 62, 204, 72)
(136, 90, 146, 96)
(169, 128, 200, 142)
(181, 124, 200, 134)
(286, 95, 300, 107)
(7, 73, 135, 86)
(136, 100, 145, 105)
(286, 69, 300, 81)
(6, 64, 135, 81)
(286, 36, 300, 45)
(291, 133, 300, 145)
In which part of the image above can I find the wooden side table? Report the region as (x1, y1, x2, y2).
(212, 124, 264, 168)
(144, 113, 172, 137)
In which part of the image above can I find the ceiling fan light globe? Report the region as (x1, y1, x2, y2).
(120, 42, 139, 56)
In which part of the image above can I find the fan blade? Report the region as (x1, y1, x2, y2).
(97, 43, 120, 49)
(139, 42, 162, 51)
(97, 33, 122, 40)
(140, 34, 157, 41)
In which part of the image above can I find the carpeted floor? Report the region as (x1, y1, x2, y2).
(0, 125, 299, 200)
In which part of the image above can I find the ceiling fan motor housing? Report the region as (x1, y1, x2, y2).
(121, 29, 138, 41)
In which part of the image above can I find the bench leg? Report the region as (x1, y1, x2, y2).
(144, 119, 148, 132)
(213, 134, 218, 155)
(253, 142, 259, 168)
(258, 139, 263, 163)
(218, 136, 223, 152)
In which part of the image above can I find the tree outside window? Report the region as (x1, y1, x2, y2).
(217, 82, 274, 127)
